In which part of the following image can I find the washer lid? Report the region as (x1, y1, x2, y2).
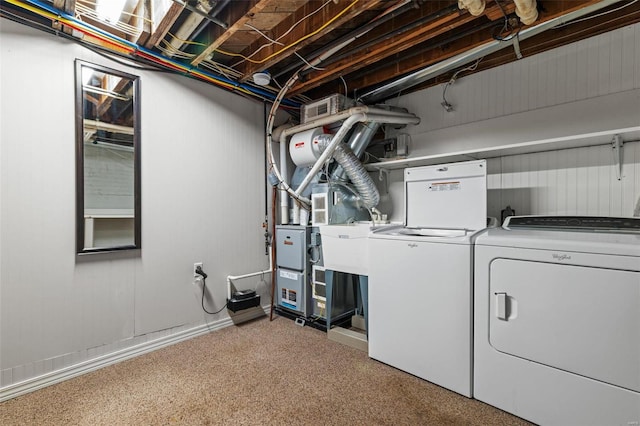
(404, 160, 486, 231)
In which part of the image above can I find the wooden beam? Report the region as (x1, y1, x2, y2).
(290, 0, 599, 96)
(52, 0, 75, 33)
(130, 0, 152, 45)
(290, 7, 476, 95)
(97, 78, 131, 118)
(191, 0, 272, 66)
(144, 2, 183, 49)
(236, 0, 386, 82)
(310, 0, 613, 98)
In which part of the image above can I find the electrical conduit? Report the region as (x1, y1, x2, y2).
(6, 0, 298, 106)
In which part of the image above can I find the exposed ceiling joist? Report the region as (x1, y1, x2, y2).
(5, 0, 639, 105)
(130, 0, 152, 45)
(302, 0, 616, 98)
(52, 0, 75, 33)
(191, 0, 273, 66)
(144, 1, 183, 49)
(236, 0, 387, 82)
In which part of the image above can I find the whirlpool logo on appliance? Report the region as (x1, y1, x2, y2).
(552, 253, 572, 261)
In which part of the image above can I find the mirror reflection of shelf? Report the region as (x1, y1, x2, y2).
(84, 209, 135, 249)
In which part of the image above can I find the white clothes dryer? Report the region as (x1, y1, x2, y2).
(474, 216, 640, 426)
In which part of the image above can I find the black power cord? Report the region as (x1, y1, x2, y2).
(195, 266, 227, 315)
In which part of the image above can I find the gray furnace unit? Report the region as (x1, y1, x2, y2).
(275, 225, 319, 317)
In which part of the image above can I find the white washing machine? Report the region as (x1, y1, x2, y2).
(474, 216, 640, 425)
(368, 160, 486, 398)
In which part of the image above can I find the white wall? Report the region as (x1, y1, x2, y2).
(0, 19, 270, 391)
(485, 141, 640, 220)
(381, 22, 640, 222)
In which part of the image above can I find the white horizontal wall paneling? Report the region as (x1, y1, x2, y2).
(1, 18, 268, 393)
(485, 141, 640, 219)
(393, 22, 640, 139)
(380, 23, 640, 223)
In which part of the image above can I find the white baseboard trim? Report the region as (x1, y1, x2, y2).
(0, 305, 270, 402)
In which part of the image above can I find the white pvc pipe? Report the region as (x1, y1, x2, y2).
(513, 0, 538, 25)
(279, 105, 418, 142)
(279, 134, 289, 224)
(226, 270, 270, 300)
(458, 0, 485, 16)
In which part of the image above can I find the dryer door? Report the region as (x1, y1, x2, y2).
(488, 258, 640, 392)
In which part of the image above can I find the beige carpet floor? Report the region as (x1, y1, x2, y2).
(0, 315, 532, 425)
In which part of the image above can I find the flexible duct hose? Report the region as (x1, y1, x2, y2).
(332, 143, 380, 209)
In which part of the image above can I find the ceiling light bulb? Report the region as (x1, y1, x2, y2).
(252, 72, 270, 86)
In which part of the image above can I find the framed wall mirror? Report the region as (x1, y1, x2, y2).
(75, 60, 141, 254)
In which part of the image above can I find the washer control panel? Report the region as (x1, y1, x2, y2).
(504, 215, 640, 232)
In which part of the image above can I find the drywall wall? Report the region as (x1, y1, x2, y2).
(380, 22, 640, 222)
(0, 19, 270, 391)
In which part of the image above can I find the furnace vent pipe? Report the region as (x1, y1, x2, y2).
(331, 121, 380, 182)
(270, 106, 419, 209)
(332, 143, 380, 209)
(513, 0, 538, 25)
(273, 122, 294, 224)
(458, 0, 485, 16)
(291, 110, 420, 199)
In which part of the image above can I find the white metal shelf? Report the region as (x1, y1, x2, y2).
(365, 126, 640, 171)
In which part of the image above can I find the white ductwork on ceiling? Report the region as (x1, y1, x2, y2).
(458, 0, 486, 16)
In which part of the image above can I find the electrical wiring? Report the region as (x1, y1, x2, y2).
(200, 59, 241, 81)
(76, 0, 152, 24)
(196, 273, 228, 315)
(157, 39, 197, 60)
(6, 0, 239, 95)
(231, 0, 333, 68)
(245, 23, 284, 46)
(553, 0, 639, 29)
(441, 57, 483, 112)
(340, 76, 348, 98)
(82, 43, 172, 72)
(75, 2, 143, 38)
(166, 31, 207, 47)
(4, 0, 301, 107)
(294, 52, 325, 71)
(218, 0, 359, 65)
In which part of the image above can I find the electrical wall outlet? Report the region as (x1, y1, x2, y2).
(193, 262, 203, 278)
